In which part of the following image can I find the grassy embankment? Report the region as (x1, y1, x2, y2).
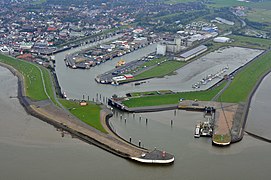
(0, 54, 49, 100)
(219, 50, 271, 103)
(0, 54, 105, 132)
(59, 99, 106, 133)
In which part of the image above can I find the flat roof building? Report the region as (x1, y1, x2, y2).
(177, 45, 207, 61)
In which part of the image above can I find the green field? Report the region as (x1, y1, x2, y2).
(138, 57, 167, 68)
(59, 99, 106, 133)
(228, 35, 271, 49)
(32, 0, 47, 4)
(122, 82, 226, 108)
(129, 90, 173, 97)
(165, 0, 196, 4)
(209, 35, 271, 50)
(0, 54, 49, 101)
(219, 50, 271, 103)
(165, 0, 271, 10)
(246, 9, 271, 24)
(165, 0, 247, 6)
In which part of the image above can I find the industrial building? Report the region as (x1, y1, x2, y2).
(156, 44, 167, 56)
(156, 37, 188, 55)
(213, 37, 230, 43)
(156, 30, 216, 56)
(215, 17, 234, 26)
(176, 45, 208, 61)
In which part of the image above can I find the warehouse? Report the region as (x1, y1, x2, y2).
(177, 45, 208, 61)
(213, 37, 230, 43)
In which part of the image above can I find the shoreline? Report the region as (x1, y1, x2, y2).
(0, 62, 131, 158)
(0, 61, 174, 164)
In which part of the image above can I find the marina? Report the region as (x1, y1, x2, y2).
(95, 54, 157, 84)
(1, 0, 271, 179)
(2, 65, 271, 179)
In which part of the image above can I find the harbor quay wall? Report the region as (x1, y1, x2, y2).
(125, 105, 179, 113)
(104, 108, 148, 150)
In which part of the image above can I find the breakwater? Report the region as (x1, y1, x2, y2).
(0, 61, 174, 164)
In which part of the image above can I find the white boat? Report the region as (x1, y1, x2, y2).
(194, 124, 201, 138)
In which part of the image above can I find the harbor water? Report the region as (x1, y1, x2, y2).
(1, 42, 271, 179)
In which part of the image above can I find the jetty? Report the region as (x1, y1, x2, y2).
(0, 62, 174, 165)
(178, 100, 243, 145)
(29, 100, 174, 163)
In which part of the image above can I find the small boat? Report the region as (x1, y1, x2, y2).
(194, 123, 201, 138)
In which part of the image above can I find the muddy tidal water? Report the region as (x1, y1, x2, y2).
(1, 64, 271, 179)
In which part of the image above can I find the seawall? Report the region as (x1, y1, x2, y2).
(0, 61, 175, 164)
